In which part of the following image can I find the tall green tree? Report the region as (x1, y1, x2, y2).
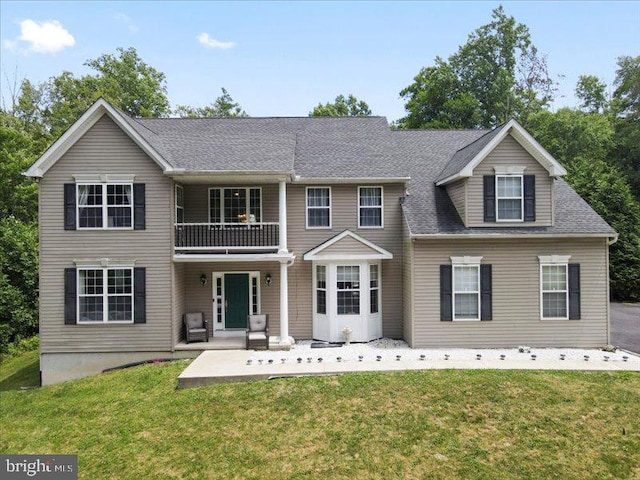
(610, 56, 640, 199)
(527, 108, 640, 301)
(575, 75, 608, 113)
(174, 88, 248, 118)
(399, 6, 554, 129)
(11, 47, 170, 139)
(309, 94, 372, 117)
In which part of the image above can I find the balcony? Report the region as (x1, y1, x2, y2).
(175, 222, 280, 252)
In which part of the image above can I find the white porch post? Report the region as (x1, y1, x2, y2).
(279, 260, 289, 345)
(278, 180, 287, 254)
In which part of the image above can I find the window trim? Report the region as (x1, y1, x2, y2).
(306, 186, 332, 229)
(495, 174, 524, 222)
(208, 187, 263, 224)
(76, 266, 134, 324)
(539, 262, 569, 320)
(175, 184, 184, 224)
(451, 258, 482, 321)
(76, 182, 134, 230)
(358, 186, 384, 229)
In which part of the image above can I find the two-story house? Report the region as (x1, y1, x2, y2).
(25, 99, 616, 384)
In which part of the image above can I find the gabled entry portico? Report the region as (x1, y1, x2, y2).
(304, 230, 393, 343)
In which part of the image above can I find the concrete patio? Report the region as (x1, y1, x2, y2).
(177, 342, 640, 389)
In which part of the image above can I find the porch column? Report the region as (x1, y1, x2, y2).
(279, 260, 290, 345)
(278, 180, 287, 254)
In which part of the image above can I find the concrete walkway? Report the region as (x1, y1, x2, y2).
(178, 347, 640, 389)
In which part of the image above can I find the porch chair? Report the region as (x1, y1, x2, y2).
(183, 312, 209, 344)
(246, 314, 269, 350)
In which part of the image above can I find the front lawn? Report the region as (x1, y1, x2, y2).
(1, 355, 639, 479)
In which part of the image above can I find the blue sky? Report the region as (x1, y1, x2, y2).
(1, 1, 639, 121)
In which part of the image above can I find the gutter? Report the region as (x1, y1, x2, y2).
(292, 176, 411, 184)
(411, 233, 617, 240)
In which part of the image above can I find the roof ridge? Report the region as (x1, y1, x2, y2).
(139, 115, 389, 120)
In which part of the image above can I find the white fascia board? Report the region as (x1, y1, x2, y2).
(24, 99, 172, 178)
(165, 171, 292, 182)
(303, 229, 393, 261)
(293, 176, 411, 184)
(435, 119, 567, 186)
(172, 253, 295, 263)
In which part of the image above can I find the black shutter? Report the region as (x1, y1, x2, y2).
(64, 268, 77, 324)
(483, 175, 496, 222)
(134, 183, 145, 230)
(480, 264, 492, 321)
(440, 265, 453, 321)
(524, 175, 536, 222)
(64, 183, 76, 230)
(568, 264, 581, 320)
(134, 267, 146, 323)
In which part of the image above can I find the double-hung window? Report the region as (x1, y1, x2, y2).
(316, 265, 327, 314)
(369, 264, 379, 314)
(78, 267, 133, 323)
(306, 187, 331, 228)
(337, 266, 360, 315)
(453, 265, 480, 320)
(358, 186, 383, 228)
(496, 175, 523, 221)
(77, 183, 133, 229)
(541, 263, 568, 319)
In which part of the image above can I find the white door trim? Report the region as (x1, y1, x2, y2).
(212, 271, 261, 337)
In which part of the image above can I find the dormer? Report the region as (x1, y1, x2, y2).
(435, 119, 566, 227)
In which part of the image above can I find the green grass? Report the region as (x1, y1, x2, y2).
(0, 349, 39, 391)
(1, 355, 639, 479)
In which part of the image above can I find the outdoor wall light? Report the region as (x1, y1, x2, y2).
(200, 273, 207, 287)
(265, 273, 272, 286)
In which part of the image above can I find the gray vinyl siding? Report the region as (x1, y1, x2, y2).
(467, 134, 553, 227)
(287, 183, 404, 339)
(319, 235, 381, 256)
(446, 180, 466, 225)
(179, 262, 281, 338)
(39, 114, 173, 353)
(181, 184, 279, 223)
(402, 216, 414, 346)
(411, 238, 609, 348)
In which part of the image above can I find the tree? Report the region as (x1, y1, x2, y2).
(0, 217, 39, 352)
(174, 88, 248, 118)
(610, 56, 640, 199)
(575, 75, 608, 113)
(399, 6, 554, 129)
(527, 108, 640, 301)
(309, 94, 372, 117)
(9, 47, 171, 139)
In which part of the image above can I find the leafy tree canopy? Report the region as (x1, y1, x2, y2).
(309, 94, 372, 117)
(8, 47, 170, 139)
(575, 75, 608, 113)
(174, 88, 248, 118)
(399, 6, 554, 129)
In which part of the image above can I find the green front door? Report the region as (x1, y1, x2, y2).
(225, 274, 249, 329)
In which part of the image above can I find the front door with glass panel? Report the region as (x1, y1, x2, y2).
(224, 273, 249, 329)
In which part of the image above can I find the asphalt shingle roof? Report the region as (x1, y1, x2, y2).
(115, 108, 615, 237)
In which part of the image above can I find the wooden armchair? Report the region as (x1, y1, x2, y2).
(246, 314, 269, 350)
(183, 312, 209, 343)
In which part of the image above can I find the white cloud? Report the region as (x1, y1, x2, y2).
(114, 13, 139, 32)
(197, 32, 235, 50)
(12, 19, 75, 54)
